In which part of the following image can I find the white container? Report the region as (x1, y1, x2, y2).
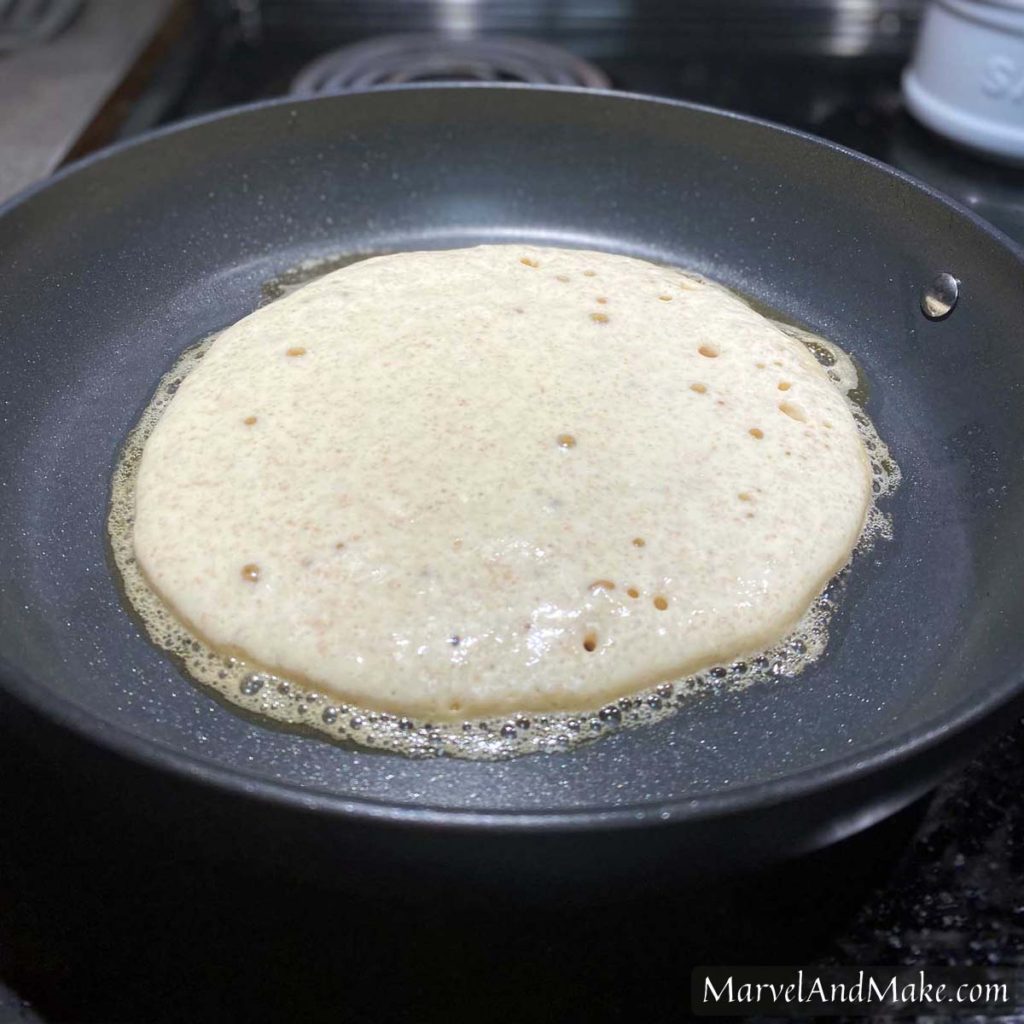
(903, 0, 1024, 163)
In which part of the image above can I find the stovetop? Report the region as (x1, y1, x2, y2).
(2, 9, 1024, 1022)
(146, 16, 1024, 243)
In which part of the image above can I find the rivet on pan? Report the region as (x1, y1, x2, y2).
(921, 273, 959, 320)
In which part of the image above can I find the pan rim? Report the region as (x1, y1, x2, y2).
(2, 82, 1023, 832)
(3, 81, 1022, 259)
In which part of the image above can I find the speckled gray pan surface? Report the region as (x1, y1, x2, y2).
(1, 85, 1023, 841)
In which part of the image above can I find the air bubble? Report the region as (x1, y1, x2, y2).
(778, 401, 807, 423)
(239, 675, 263, 696)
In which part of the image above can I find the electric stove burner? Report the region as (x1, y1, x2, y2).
(290, 33, 610, 95)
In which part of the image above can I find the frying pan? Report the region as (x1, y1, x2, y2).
(2, 84, 1023, 887)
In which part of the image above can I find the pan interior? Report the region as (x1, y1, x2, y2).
(1, 87, 1022, 817)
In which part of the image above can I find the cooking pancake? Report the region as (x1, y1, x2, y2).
(132, 245, 872, 719)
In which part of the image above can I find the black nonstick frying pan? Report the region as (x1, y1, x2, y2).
(2, 85, 1023, 887)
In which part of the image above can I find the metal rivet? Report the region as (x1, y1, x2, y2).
(921, 273, 959, 320)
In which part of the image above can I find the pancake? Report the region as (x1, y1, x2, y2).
(131, 245, 873, 720)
